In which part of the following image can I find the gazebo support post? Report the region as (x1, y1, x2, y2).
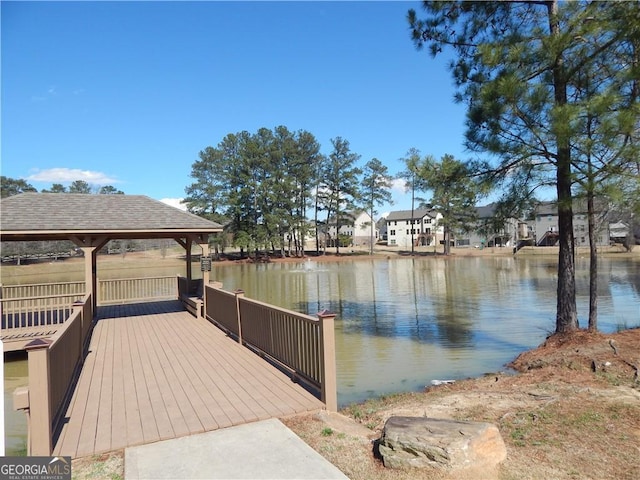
(200, 241, 210, 286)
(81, 247, 96, 310)
(185, 237, 193, 283)
(199, 240, 210, 320)
(73, 236, 107, 310)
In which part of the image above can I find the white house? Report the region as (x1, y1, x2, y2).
(385, 208, 443, 248)
(325, 211, 378, 247)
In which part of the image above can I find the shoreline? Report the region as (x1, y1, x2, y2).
(2, 244, 637, 280)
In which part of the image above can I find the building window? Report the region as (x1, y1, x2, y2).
(390, 229, 396, 236)
(425, 218, 431, 224)
(390, 239, 396, 245)
(406, 229, 410, 235)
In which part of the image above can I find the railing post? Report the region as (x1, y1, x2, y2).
(234, 289, 245, 344)
(24, 338, 53, 455)
(73, 300, 85, 362)
(317, 309, 337, 412)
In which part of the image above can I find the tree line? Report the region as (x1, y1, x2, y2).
(1, 177, 124, 197)
(183, 126, 395, 257)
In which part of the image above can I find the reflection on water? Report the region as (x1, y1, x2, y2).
(211, 256, 640, 405)
(3, 353, 28, 455)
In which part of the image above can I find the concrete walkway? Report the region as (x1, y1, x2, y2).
(124, 418, 349, 480)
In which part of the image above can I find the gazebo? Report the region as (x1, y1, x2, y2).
(0, 193, 223, 307)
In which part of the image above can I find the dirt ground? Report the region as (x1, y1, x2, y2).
(283, 328, 640, 480)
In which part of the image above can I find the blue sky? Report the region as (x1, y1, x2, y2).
(2, 1, 470, 215)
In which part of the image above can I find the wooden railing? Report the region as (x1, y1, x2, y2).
(204, 283, 337, 411)
(1, 293, 84, 329)
(0, 281, 85, 299)
(13, 294, 94, 456)
(98, 276, 178, 305)
(204, 285, 240, 336)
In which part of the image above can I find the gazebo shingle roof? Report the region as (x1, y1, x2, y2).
(0, 193, 221, 241)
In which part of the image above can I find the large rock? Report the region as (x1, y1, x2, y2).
(377, 416, 507, 471)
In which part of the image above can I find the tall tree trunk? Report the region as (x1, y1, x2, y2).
(369, 205, 375, 255)
(335, 209, 341, 255)
(556, 186, 578, 333)
(549, 0, 578, 333)
(314, 194, 320, 256)
(324, 203, 333, 256)
(587, 193, 598, 331)
(443, 224, 451, 256)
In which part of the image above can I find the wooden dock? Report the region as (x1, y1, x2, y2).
(52, 300, 324, 458)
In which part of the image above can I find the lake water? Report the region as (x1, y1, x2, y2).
(207, 256, 640, 405)
(3, 255, 639, 453)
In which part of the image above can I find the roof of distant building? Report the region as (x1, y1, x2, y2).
(385, 208, 437, 221)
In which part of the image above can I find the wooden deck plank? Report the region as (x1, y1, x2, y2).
(77, 312, 111, 456)
(94, 316, 116, 453)
(169, 313, 254, 426)
(119, 315, 144, 448)
(75, 314, 110, 457)
(142, 312, 203, 437)
(129, 313, 175, 441)
(195, 317, 317, 417)
(186, 312, 324, 418)
(109, 318, 129, 450)
(149, 313, 251, 426)
(125, 311, 159, 445)
(157, 321, 237, 429)
(147, 313, 221, 432)
(53, 300, 324, 458)
(176, 317, 265, 424)
(173, 315, 255, 426)
(185, 322, 278, 420)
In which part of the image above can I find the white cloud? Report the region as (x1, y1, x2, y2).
(26, 168, 120, 185)
(160, 198, 187, 211)
(391, 177, 408, 193)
